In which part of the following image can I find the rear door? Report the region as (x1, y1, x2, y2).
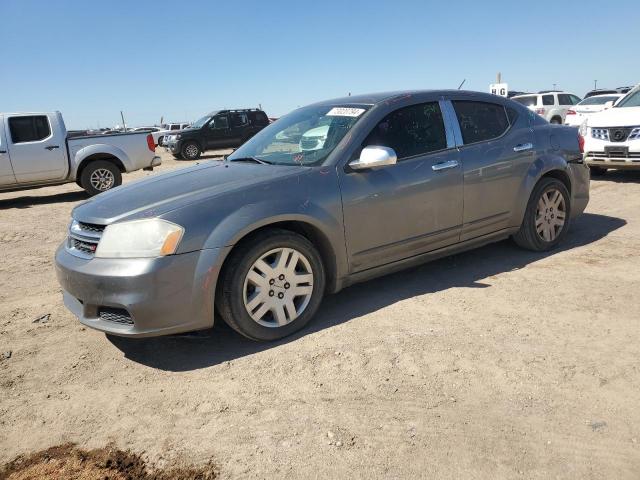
(339, 100, 463, 272)
(5, 114, 67, 183)
(0, 119, 17, 186)
(229, 112, 250, 145)
(448, 98, 534, 241)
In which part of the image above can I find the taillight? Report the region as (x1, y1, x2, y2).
(578, 134, 585, 153)
(146, 134, 156, 152)
(566, 109, 576, 115)
(535, 108, 546, 115)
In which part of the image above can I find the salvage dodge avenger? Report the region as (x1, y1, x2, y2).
(55, 90, 590, 341)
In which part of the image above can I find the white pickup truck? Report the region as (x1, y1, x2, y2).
(0, 111, 161, 195)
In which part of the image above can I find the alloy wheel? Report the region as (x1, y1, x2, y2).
(535, 188, 566, 242)
(90, 168, 115, 191)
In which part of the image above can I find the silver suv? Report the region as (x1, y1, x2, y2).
(512, 91, 582, 124)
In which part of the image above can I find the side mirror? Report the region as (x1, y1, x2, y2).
(349, 146, 397, 170)
(604, 101, 614, 109)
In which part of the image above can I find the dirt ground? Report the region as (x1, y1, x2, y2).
(0, 150, 639, 479)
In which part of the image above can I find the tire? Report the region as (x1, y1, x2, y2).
(513, 177, 571, 252)
(79, 160, 122, 196)
(550, 117, 562, 125)
(181, 141, 201, 160)
(216, 229, 326, 341)
(158, 136, 164, 146)
(172, 153, 184, 160)
(589, 166, 607, 176)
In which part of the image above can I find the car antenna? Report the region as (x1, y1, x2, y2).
(457, 79, 466, 90)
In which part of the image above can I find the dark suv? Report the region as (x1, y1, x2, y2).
(164, 109, 270, 160)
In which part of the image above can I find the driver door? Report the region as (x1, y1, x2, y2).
(339, 101, 463, 272)
(205, 114, 232, 149)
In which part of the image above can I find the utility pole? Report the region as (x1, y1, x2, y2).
(120, 111, 127, 132)
(497, 72, 501, 83)
(594, 80, 598, 90)
(553, 83, 557, 90)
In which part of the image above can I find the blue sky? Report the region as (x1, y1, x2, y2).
(1, 0, 639, 129)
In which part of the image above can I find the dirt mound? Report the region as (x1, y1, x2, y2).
(0, 443, 217, 480)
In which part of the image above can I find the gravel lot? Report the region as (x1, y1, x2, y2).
(1, 151, 639, 479)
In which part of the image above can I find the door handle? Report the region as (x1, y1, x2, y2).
(432, 160, 459, 172)
(45, 145, 60, 151)
(513, 143, 533, 152)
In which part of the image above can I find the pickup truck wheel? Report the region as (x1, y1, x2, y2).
(513, 178, 570, 252)
(216, 229, 325, 341)
(80, 161, 122, 196)
(589, 166, 607, 176)
(182, 142, 201, 160)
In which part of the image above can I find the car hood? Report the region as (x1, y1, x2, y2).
(72, 161, 303, 225)
(587, 106, 640, 127)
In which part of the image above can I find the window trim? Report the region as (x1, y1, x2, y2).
(8, 115, 53, 145)
(447, 99, 515, 148)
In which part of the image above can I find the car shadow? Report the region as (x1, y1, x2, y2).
(0, 190, 88, 209)
(107, 212, 625, 372)
(592, 170, 640, 184)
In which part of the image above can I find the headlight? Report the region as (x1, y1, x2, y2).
(95, 218, 184, 258)
(578, 121, 588, 137)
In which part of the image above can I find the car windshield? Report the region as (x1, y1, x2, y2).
(227, 104, 371, 166)
(191, 115, 212, 129)
(615, 88, 640, 108)
(513, 96, 537, 107)
(579, 96, 619, 106)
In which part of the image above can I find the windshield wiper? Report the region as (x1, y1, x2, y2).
(229, 156, 273, 165)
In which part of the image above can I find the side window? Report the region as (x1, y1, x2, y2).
(253, 112, 269, 126)
(557, 94, 573, 105)
(8, 116, 51, 144)
(362, 102, 447, 160)
(542, 95, 554, 106)
(570, 95, 582, 105)
(452, 101, 510, 144)
(230, 112, 249, 128)
(210, 115, 229, 129)
(170, 125, 180, 130)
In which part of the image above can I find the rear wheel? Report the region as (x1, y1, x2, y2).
(80, 160, 122, 196)
(550, 117, 562, 125)
(589, 166, 607, 176)
(216, 229, 325, 341)
(181, 141, 201, 160)
(513, 177, 570, 251)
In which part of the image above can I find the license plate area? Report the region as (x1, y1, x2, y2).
(605, 146, 629, 158)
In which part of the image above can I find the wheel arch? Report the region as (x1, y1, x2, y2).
(213, 216, 341, 295)
(75, 153, 126, 181)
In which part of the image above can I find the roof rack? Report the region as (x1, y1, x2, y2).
(538, 90, 562, 94)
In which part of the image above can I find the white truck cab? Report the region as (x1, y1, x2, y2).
(0, 111, 161, 195)
(581, 85, 640, 175)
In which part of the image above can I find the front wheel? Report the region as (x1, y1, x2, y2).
(79, 160, 122, 196)
(181, 141, 201, 160)
(513, 178, 571, 251)
(216, 229, 326, 341)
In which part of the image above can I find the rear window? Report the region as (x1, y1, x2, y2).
(579, 96, 619, 105)
(557, 94, 573, 105)
(542, 95, 555, 106)
(8, 115, 51, 144)
(452, 101, 510, 144)
(513, 96, 537, 107)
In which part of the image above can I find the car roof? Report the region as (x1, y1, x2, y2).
(589, 93, 623, 98)
(307, 90, 505, 107)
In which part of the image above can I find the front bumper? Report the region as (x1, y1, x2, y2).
(164, 140, 181, 153)
(585, 154, 640, 170)
(55, 245, 229, 337)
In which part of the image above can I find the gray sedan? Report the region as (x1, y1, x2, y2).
(55, 90, 590, 341)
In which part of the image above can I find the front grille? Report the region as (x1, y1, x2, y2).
(72, 238, 98, 254)
(66, 220, 105, 259)
(98, 307, 134, 325)
(608, 127, 632, 142)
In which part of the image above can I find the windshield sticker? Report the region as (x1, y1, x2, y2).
(326, 107, 366, 117)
